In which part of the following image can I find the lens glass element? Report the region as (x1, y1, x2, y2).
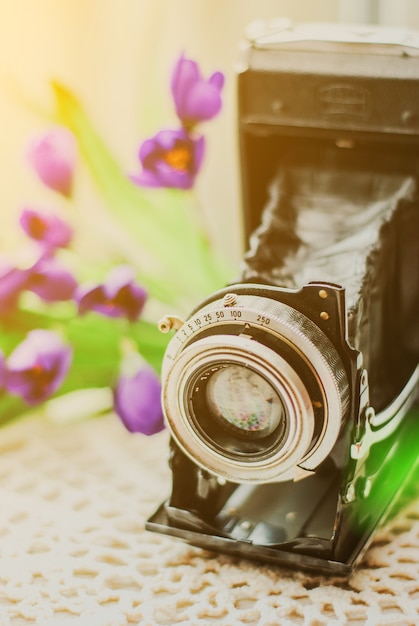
(205, 365, 284, 437)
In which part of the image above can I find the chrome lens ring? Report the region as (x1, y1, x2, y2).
(161, 292, 349, 482)
(163, 334, 314, 483)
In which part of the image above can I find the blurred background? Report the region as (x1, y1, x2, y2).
(1, 0, 419, 268)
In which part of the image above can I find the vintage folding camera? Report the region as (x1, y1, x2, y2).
(147, 21, 419, 575)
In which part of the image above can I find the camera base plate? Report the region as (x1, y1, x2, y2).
(147, 406, 419, 576)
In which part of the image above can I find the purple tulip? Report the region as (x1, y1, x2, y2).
(5, 330, 72, 405)
(27, 127, 76, 197)
(20, 208, 73, 251)
(131, 128, 205, 190)
(26, 257, 78, 302)
(113, 362, 164, 435)
(0, 265, 29, 314)
(171, 53, 224, 127)
(76, 265, 147, 322)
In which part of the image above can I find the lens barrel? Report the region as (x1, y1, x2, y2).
(161, 291, 349, 483)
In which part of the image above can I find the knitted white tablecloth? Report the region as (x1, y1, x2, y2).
(0, 412, 419, 626)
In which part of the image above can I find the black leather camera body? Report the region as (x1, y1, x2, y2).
(147, 21, 419, 575)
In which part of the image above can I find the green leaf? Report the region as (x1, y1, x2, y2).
(0, 392, 30, 427)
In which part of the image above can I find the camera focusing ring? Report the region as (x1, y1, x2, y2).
(161, 293, 350, 483)
(163, 335, 315, 483)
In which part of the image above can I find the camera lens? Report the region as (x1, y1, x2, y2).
(205, 365, 284, 437)
(161, 291, 349, 483)
(187, 360, 289, 459)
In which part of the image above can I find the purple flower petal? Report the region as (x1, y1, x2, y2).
(209, 71, 225, 90)
(138, 137, 161, 163)
(170, 53, 224, 126)
(152, 159, 195, 190)
(193, 135, 205, 173)
(20, 208, 73, 250)
(129, 170, 163, 189)
(27, 127, 76, 197)
(113, 365, 164, 435)
(171, 55, 198, 100)
(132, 128, 205, 190)
(27, 258, 78, 302)
(76, 265, 147, 322)
(6, 330, 72, 405)
(177, 80, 223, 124)
(102, 265, 136, 299)
(0, 265, 29, 314)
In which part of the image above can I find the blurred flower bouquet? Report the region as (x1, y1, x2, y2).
(0, 54, 231, 434)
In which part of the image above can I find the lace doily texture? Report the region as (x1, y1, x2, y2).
(0, 413, 419, 626)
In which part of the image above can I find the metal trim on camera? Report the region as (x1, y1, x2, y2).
(161, 291, 350, 483)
